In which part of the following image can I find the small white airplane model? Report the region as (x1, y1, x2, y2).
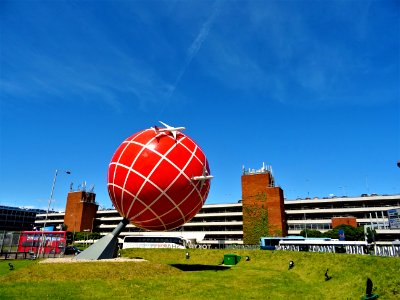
(152, 121, 186, 140)
(192, 166, 213, 190)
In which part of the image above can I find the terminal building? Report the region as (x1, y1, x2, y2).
(33, 165, 400, 245)
(0, 205, 45, 232)
(285, 195, 400, 241)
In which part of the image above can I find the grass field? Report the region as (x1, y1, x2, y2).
(0, 249, 399, 299)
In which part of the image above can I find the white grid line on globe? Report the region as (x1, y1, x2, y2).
(110, 133, 167, 227)
(156, 164, 210, 225)
(109, 162, 170, 225)
(174, 137, 211, 200)
(109, 129, 211, 230)
(153, 189, 208, 230)
(118, 132, 160, 214)
(159, 133, 209, 200)
(110, 130, 148, 212)
(117, 131, 191, 228)
(124, 132, 209, 223)
(108, 178, 163, 225)
(177, 135, 205, 167)
(135, 141, 210, 227)
(139, 194, 206, 230)
(129, 139, 199, 223)
(124, 134, 189, 226)
(108, 143, 165, 226)
(170, 135, 211, 200)
(110, 138, 132, 213)
(122, 131, 208, 226)
(149, 134, 211, 221)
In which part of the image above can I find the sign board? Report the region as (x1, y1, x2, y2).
(338, 229, 345, 241)
(388, 208, 400, 229)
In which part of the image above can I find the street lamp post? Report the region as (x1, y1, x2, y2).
(42, 169, 71, 230)
(83, 229, 91, 248)
(38, 169, 71, 257)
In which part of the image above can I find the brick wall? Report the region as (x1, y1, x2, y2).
(64, 191, 98, 232)
(331, 217, 357, 228)
(242, 173, 287, 244)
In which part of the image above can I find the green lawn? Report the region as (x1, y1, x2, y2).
(0, 249, 399, 299)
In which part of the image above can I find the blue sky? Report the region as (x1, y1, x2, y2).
(1, 0, 399, 211)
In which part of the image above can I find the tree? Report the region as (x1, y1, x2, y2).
(300, 229, 324, 238)
(74, 231, 100, 241)
(59, 223, 68, 231)
(243, 203, 271, 244)
(365, 227, 377, 243)
(323, 225, 365, 241)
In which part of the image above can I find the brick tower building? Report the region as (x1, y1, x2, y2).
(241, 164, 287, 244)
(64, 191, 98, 232)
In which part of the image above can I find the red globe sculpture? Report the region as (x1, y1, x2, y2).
(107, 124, 211, 231)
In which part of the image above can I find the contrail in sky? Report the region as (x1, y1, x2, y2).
(166, 1, 222, 100)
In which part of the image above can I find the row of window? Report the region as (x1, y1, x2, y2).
(191, 217, 242, 222)
(288, 224, 332, 230)
(285, 201, 400, 211)
(286, 213, 389, 221)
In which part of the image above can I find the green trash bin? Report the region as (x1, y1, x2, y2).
(224, 254, 241, 265)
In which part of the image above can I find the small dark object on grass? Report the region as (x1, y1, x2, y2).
(363, 278, 379, 299)
(288, 260, 294, 270)
(170, 264, 231, 272)
(8, 263, 14, 271)
(366, 278, 373, 296)
(64, 246, 81, 255)
(324, 269, 332, 281)
(245, 256, 250, 261)
(186, 252, 190, 259)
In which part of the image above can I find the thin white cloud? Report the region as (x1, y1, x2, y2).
(0, 3, 177, 113)
(1, 38, 176, 113)
(195, 1, 398, 106)
(166, 0, 222, 100)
